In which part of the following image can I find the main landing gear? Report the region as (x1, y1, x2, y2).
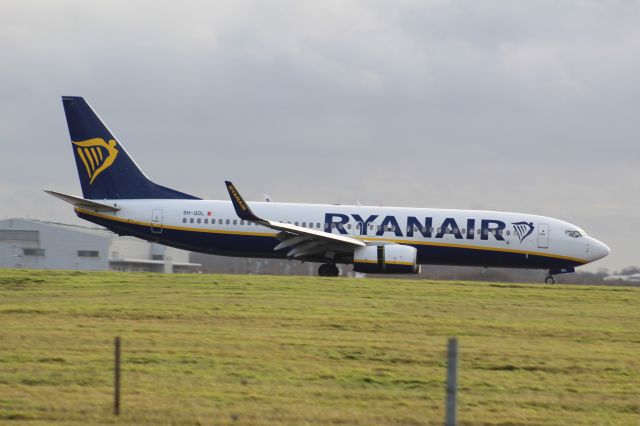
(545, 275, 556, 285)
(318, 263, 340, 277)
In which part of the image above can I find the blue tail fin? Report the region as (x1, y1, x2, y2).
(62, 96, 199, 200)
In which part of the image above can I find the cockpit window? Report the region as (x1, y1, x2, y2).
(565, 230, 582, 238)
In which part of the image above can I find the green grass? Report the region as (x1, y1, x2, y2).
(0, 269, 638, 425)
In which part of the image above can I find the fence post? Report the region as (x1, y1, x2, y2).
(114, 336, 121, 416)
(445, 337, 458, 426)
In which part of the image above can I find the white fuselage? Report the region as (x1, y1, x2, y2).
(75, 199, 610, 270)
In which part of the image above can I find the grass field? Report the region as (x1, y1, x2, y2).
(0, 269, 638, 425)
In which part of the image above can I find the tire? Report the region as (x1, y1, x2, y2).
(545, 276, 555, 284)
(318, 263, 339, 277)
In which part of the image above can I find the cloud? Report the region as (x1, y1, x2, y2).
(1, 0, 638, 271)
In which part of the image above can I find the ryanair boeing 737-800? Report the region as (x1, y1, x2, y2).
(47, 97, 609, 283)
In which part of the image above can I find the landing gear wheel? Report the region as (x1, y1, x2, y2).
(318, 263, 339, 277)
(545, 275, 556, 285)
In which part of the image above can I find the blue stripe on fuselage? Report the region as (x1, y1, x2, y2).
(77, 211, 582, 269)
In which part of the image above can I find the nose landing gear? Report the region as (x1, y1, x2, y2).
(544, 267, 575, 284)
(318, 263, 340, 277)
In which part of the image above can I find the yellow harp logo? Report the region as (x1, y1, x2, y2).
(73, 138, 119, 184)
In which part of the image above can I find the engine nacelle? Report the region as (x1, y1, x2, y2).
(353, 244, 420, 274)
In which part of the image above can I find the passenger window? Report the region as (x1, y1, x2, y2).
(226, 219, 230, 225)
(506, 230, 510, 236)
(295, 222, 299, 226)
(233, 220, 237, 225)
(190, 218, 194, 224)
(317, 223, 321, 228)
(204, 218, 208, 224)
(182, 218, 187, 223)
(347, 224, 351, 229)
(219, 219, 223, 224)
(461, 228, 465, 234)
(197, 218, 201, 224)
(302, 222, 306, 227)
(240, 220, 245, 225)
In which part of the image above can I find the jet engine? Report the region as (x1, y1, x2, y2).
(352, 244, 420, 274)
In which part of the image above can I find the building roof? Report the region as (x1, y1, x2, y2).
(110, 258, 200, 267)
(0, 218, 111, 238)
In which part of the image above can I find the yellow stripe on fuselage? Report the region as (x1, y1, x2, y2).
(358, 236, 586, 264)
(74, 208, 587, 264)
(75, 208, 274, 237)
(354, 259, 414, 266)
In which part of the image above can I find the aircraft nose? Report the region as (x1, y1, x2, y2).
(587, 237, 610, 262)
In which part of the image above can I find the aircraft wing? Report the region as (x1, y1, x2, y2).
(225, 181, 365, 259)
(44, 190, 120, 212)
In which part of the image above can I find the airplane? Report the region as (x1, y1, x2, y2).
(47, 96, 610, 283)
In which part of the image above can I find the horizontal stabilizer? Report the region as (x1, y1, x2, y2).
(44, 190, 120, 212)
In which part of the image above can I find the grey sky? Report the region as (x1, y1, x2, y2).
(1, 1, 639, 271)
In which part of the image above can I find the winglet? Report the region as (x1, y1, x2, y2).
(224, 181, 366, 248)
(225, 181, 260, 221)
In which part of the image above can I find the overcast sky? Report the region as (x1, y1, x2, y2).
(1, 1, 639, 271)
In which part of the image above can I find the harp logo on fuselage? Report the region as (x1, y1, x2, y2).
(72, 138, 119, 184)
(512, 221, 535, 243)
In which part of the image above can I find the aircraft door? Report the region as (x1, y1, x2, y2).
(151, 209, 163, 234)
(537, 223, 549, 248)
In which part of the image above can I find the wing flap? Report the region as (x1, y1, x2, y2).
(264, 220, 365, 247)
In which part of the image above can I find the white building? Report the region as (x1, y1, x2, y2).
(0, 218, 200, 273)
(604, 273, 640, 283)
